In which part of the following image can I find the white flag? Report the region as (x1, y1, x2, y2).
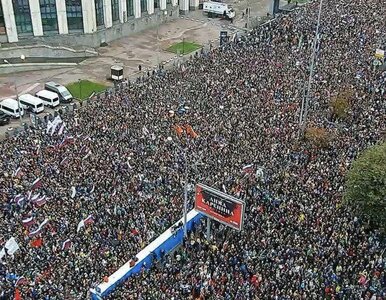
(46, 120, 53, 134)
(50, 115, 63, 136)
(5, 237, 19, 255)
(82, 150, 92, 160)
(0, 248, 6, 260)
(142, 126, 149, 136)
(58, 122, 65, 135)
(39, 218, 49, 229)
(77, 220, 85, 232)
(71, 186, 76, 198)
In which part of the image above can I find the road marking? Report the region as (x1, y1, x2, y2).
(20, 83, 41, 95)
(0, 83, 41, 100)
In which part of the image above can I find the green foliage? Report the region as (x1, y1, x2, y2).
(305, 127, 331, 148)
(330, 89, 353, 120)
(66, 80, 107, 100)
(167, 41, 202, 55)
(344, 142, 386, 231)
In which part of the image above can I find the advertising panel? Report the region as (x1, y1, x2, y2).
(195, 183, 245, 231)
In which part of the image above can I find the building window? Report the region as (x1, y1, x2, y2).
(111, 0, 119, 22)
(0, 2, 5, 35)
(127, 0, 134, 17)
(154, 0, 159, 9)
(167, 0, 171, 4)
(140, 0, 147, 14)
(66, 0, 83, 31)
(95, 0, 104, 26)
(12, 0, 33, 34)
(40, 0, 58, 32)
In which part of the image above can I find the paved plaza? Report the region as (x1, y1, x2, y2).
(0, 0, 285, 138)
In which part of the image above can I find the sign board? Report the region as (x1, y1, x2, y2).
(195, 183, 245, 231)
(5, 237, 19, 255)
(375, 49, 384, 59)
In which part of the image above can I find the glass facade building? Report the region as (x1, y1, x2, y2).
(140, 0, 147, 14)
(39, 0, 58, 32)
(0, 1, 5, 34)
(12, 0, 33, 34)
(66, 0, 83, 31)
(111, 0, 119, 22)
(0, 0, 182, 44)
(127, 0, 134, 17)
(95, 0, 104, 27)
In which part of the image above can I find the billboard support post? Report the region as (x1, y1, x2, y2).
(183, 150, 188, 238)
(206, 217, 211, 241)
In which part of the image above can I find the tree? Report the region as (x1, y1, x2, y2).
(305, 127, 331, 149)
(344, 142, 386, 231)
(330, 88, 353, 120)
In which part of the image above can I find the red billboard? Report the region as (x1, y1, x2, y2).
(195, 184, 245, 231)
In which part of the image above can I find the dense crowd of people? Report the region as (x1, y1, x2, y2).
(0, 0, 385, 298)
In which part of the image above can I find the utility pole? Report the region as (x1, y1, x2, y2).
(78, 79, 82, 100)
(299, 0, 323, 135)
(157, 11, 160, 68)
(247, 7, 250, 29)
(3, 59, 23, 125)
(167, 136, 188, 238)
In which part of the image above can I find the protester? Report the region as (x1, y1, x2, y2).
(0, 0, 385, 298)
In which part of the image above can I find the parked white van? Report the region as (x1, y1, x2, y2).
(36, 90, 60, 108)
(19, 94, 45, 113)
(45, 82, 73, 103)
(0, 98, 24, 118)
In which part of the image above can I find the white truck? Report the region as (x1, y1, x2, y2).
(203, 1, 235, 20)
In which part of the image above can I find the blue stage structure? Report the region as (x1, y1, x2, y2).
(90, 210, 203, 299)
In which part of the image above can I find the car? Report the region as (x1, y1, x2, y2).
(0, 111, 10, 126)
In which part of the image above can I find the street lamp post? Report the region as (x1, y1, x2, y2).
(78, 79, 82, 100)
(167, 136, 188, 238)
(299, 0, 324, 135)
(157, 11, 160, 69)
(182, 148, 188, 238)
(3, 58, 24, 125)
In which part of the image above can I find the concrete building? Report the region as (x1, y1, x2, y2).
(0, 0, 199, 47)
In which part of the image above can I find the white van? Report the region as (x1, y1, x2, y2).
(36, 90, 60, 108)
(19, 94, 45, 114)
(45, 82, 73, 103)
(0, 98, 24, 118)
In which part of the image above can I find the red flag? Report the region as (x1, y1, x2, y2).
(174, 125, 184, 137)
(12, 167, 22, 178)
(34, 196, 47, 208)
(15, 276, 28, 286)
(30, 238, 43, 248)
(62, 239, 72, 250)
(84, 215, 94, 225)
(14, 288, 22, 300)
(22, 217, 36, 227)
(185, 125, 198, 138)
(242, 164, 254, 174)
(31, 177, 42, 191)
